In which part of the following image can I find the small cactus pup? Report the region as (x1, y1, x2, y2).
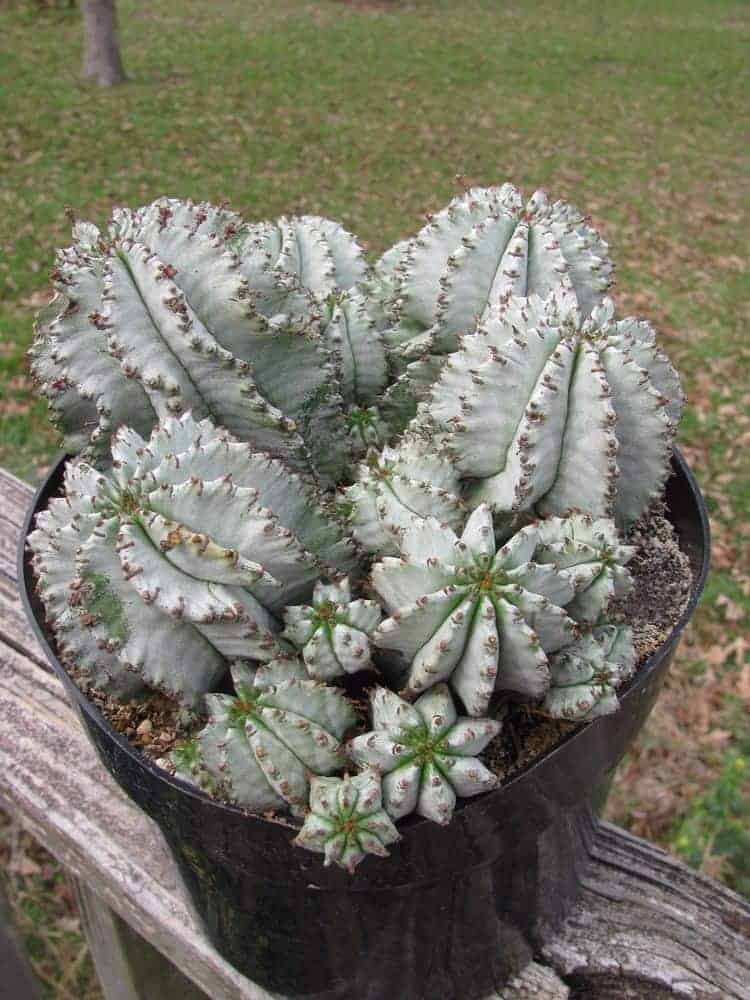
(349, 685, 501, 825)
(543, 625, 636, 721)
(428, 291, 683, 529)
(294, 770, 400, 873)
(282, 577, 382, 681)
(168, 736, 218, 796)
(27, 411, 358, 705)
(530, 515, 635, 624)
(172, 661, 358, 817)
(371, 505, 634, 715)
(343, 430, 464, 556)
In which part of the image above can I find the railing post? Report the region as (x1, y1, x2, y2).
(72, 878, 207, 1000)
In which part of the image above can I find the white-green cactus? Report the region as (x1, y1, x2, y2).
(371, 505, 632, 715)
(30, 199, 388, 485)
(28, 413, 358, 704)
(543, 625, 636, 721)
(348, 685, 500, 824)
(371, 184, 614, 428)
(343, 430, 464, 555)
(428, 291, 682, 528)
(282, 577, 381, 680)
(530, 515, 635, 623)
(377, 185, 612, 353)
(26, 461, 146, 700)
(173, 661, 357, 816)
(27, 181, 683, 874)
(168, 735, 218, 795)
(293, 770, 400, 872)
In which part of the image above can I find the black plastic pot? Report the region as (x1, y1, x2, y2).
(19, 450, 710, 1000)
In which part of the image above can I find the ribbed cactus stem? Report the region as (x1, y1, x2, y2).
(371, 506, 632, 715)
(349, 685, 500, 824)
(543, 625, 636, 720)
(428, 291, 682, 528)
(294, 770, 400, 872)
(27, 413, 358, 705)
(172, 660, 358, 816)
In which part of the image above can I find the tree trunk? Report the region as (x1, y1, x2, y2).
(81, 0, 126, 87)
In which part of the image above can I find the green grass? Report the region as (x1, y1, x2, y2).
(0, 1, 747, 482)
(0, 0, 748, 991)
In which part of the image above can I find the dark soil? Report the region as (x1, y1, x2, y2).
(69, 509, 694, 795)
(80, 677, 197, 759)
(609, 510, 694, 661)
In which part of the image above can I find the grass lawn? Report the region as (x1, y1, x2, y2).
(1, 0, 748, 993)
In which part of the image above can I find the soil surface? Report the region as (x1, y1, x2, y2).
(609, 510, 694, 661)
(64, 508, 694, 806)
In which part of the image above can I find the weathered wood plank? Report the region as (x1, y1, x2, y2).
(499, 963, 568, 999)
(0, 466, 32, 530)
(72, 879, 208, 1000)
(544, 822, 750, 998)
(0, 474, 52, 670)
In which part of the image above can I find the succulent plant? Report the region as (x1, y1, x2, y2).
(172, 661, 358, 816)
(529, 514, 635, 623)
(371, 505, 632, 715)
(427, 291, 682, 528)
(27, 412, 357, 704)
(282, 577, 381, 680)
(26, 461, 146, 700)
(543, 625, 636, 721)
(349, 685, 501, 824)
(27, 182, 684, 875)
(294, 770, 400, 872)
(371, 184, 614, 429)
(168, 735, 217, 795)
(343, 430, 464, 555)
(29, 198, 389, 484)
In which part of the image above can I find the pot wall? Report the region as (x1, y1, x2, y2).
(20, 452, 710, 1000)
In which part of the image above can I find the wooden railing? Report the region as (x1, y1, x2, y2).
(1, 465, 748, 999)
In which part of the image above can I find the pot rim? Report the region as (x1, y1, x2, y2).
(18, 448, 711, 834)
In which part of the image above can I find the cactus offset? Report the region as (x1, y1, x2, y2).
(283, 577, 381, 681)
(543, 625, 636, 721)
(371, 505, 632, 715)
(28, 413, 357, 704)
(294, 771, 400, 872)
(372, 184, 614, 428)
(349, 685, 500, 824)
(172, 661, 357, 816)
(30, 199, 389, 484)
(343, 430, 464, 555)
